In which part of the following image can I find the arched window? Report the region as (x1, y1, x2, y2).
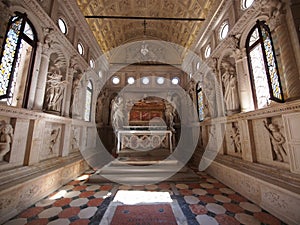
(246, 20, 284, 109)
(84, 80, 93, 121)
(0, 12, 37, 107)
(196, 82, 204, 121)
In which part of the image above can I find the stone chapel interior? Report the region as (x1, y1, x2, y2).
(0, 0, 300, 224)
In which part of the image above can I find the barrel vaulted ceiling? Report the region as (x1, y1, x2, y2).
(76, 0, 218, 53)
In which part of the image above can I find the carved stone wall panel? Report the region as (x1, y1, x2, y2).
(283, 112, 300, 174)
(9, 118, 30, 165)
(206, 160, 300, 225)
(0, 158, 88, 224)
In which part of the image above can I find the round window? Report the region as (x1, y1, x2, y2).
(77, 42, 84, 55)
(142, 77, 150, 85)
(127, 77, 135, 84)
(58, 18, 67, 34)
(171, 77, 180, 85)
(112, 76, 120, 85)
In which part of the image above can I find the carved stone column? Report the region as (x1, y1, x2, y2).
(27, 42, 42, 109)
(33, 46, 51, 110)
(62, 61, 75, 117)
(269, 11, 300, 100)
(232, 48, 255, 112)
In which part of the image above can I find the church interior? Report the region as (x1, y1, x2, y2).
(0, 0, 300, 224)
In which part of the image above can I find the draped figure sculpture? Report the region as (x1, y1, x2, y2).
(222, 65, 240, 113)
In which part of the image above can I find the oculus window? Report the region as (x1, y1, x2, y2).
(112, 76, 120, 85)
(204, 45, 211, 58)
(219, 21, 229, 40)
(241, 0, 255, 9)
(58, 18, 67, 34)
(77, 42, 84, 55)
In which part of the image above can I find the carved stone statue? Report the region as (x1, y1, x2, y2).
(96, 89, 108, 124)
(222, 65, 240, 113)
(263, 121, 287, 162)
(0, 121, 13, 161)
(230, 123, 242, 153)
(45, 72, 67, 112)
(111, 96, 124, 131)
(165, 96, 175, 132)
(71, 75, 81, 118)
(49, 128, 60, 154)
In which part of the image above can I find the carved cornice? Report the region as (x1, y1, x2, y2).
(199, 99, 300, 125)
(0, 104, 74, 123)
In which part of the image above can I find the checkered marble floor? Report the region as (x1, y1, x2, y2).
(4, 170, 286, 225)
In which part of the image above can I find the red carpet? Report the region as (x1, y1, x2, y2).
(110, 204, 178, 225)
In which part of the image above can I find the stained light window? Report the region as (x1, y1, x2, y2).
(196, 83, 204, 121)
(220, 21, 229, 40)
(58, 18, 67, 34)
(84, 80, 93, 121)
(246, 20, 284, 109)
(241, 0, 255, 9)
(0, 12, 37, 107)
(204, 45, 211, 58)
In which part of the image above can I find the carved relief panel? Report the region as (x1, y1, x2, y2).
(43, 52, 68, 115)
(40, 122, 62, 161)
(253, 116, 289, 169)
(224, 122, 242, 158)
(0, 120, 14, 162)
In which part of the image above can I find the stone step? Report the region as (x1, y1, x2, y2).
(88, 168, 200, 185)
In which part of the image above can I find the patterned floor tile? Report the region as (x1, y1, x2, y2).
(4, 168, 287, 225)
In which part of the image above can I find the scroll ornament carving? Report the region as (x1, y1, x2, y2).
(264, 191, 288, 209)
(0, 121, 13, 161)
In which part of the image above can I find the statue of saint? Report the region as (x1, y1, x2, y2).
(222, 66, 239, 112)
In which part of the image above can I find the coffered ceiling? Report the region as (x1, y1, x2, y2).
(76, 0, 217, 53)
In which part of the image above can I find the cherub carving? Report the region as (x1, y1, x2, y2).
(0, 121, 13, 161)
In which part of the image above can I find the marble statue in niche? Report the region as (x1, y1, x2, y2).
(165, 95, 176, 133)
(71, 73, 81, 117)
(222, 63, 240, 114)
(0, 121, 13, 161)
(44, 57, 68, 113)
(263, 120, 287, 162)
(230, 122, 242, 153)
(96, 89, 108, 124)
(49, 128, 60, 154)
(111, 96, 124, 131)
